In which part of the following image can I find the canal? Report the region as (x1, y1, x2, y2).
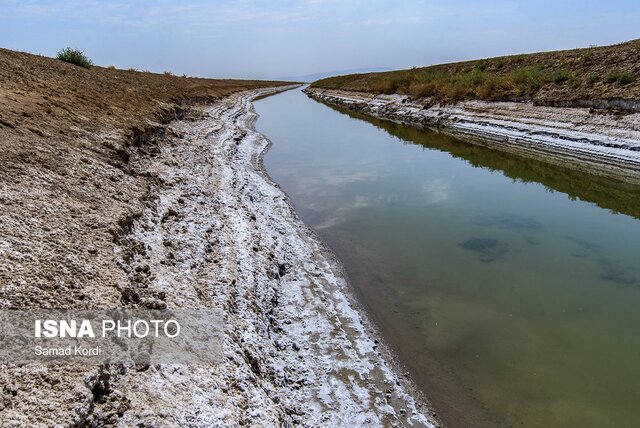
(255, 88, 640, 428)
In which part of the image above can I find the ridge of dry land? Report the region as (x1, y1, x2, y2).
(0, 48, 287, 311)
(311, 39, 640, 111)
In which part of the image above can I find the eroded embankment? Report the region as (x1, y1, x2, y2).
(0, 86, 437, 427)
(304, 88, 640, 184)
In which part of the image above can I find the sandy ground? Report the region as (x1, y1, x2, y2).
(304, 88, 640, 184)
(1, 81, 438, 426)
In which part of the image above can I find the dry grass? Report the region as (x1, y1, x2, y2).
(312, 39, 640, 104)
(0, 47, 287, 140)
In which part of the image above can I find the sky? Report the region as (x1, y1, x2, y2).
(1, 0, 639, 80)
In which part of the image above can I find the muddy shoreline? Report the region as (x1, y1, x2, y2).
(191, 85, 438, 426)
(251, 87, 441, 425)
(304, 88, 640, 184)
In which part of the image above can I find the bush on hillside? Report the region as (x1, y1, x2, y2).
(56, 47, 93, 69)
(605, 70, 634, 85)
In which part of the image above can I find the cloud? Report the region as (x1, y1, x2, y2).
(420, 179, 450, 204)
(1, 0, 639, 78)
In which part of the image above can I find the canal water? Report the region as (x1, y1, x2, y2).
(255, 88, 640, 428)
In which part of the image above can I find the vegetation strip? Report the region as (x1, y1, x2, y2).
(311, 39, 639, 110)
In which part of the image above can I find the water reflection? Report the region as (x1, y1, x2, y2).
(318, 100, 640, 220)
(257, 89, 640, 428)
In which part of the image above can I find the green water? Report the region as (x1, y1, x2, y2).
(255, 88, 640, 428)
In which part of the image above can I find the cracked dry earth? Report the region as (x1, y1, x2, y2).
(1, 87, 437, 427)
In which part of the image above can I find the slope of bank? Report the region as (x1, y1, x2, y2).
(304, 87, 640, 183)
(0, 48, 280, 426)
(0, 47, 287, 311)
(0, 48, 436, 426)
(112, 87, 435, 427)
(311, 40, 640, 110)
(1, 85, 436, 427)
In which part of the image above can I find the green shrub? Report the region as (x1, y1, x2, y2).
(617, 71, 634, 85)
(476, 75, 513, 100)
(460, 68, 486, 87)
(56, 47, 93, 69)
(511, 67, 545, 93)
(582, 49, 594, 62)
(551, 69, 571, 84)
(605, 70, 634, 85)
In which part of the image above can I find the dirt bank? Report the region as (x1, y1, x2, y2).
(310, 39, 640, 109)
(0, 86, 437, 427)
(0, 48, 286, 311)
(0, 48, 436, 426)
(304, 87, 640, 184)
(114, 87, 436, 426)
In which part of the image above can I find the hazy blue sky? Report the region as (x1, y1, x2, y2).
(1, 0, 638, 79)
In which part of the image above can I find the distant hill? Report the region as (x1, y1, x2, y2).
(311, 40, 640, 106)
(276, 67, 391, 83)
